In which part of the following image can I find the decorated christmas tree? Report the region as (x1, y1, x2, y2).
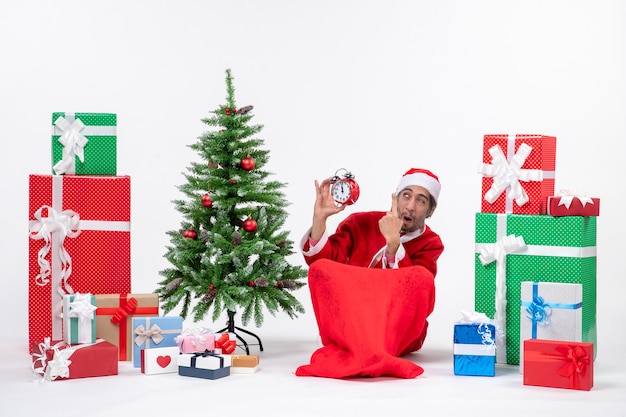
(156, 69, 307, 335)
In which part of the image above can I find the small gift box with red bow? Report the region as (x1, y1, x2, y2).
(131, 316, 183, 368)
(95, 293, 160, 361)
(523, 339, 594, 391)
(547, 190, 600, 217)
(178, 351, 231, 380)
(141, 346, 180, 375)
(63, 292, 97, 345)
(214, 332, 237, 354)
(31, 338, 118, 381)
(175, 327, 215, 354)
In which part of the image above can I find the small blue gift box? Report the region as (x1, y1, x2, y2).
(178, 351, 231, 380)
(453, 323, 496, 377)
(131, 316, 183, 368)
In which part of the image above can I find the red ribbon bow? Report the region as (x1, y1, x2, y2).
(215, 334, 236, 354)
(555, 344, 590, 387)
(111, 297, 138, 325)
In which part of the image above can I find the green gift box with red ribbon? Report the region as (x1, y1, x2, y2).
(28, 174, 131, 354)
(95, 293, 159, 361)
(51, 112, 117, 175)
(474, 212, 597, 365)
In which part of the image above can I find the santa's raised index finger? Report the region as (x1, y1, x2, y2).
(390, 193, 397, 212)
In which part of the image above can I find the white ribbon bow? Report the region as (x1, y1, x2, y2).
(134, 324, 164, 346)
(67, 292, 97, 322)
(175, 327, 213, 350)
(53, 116, 89, 175)
(46, 348, 73, 380)
(478, 234, 527, 362)
(28, 205, 81, 288)
(31, 338, 71, 382)
(479, 143, 543, 208)
(557, 189, 595, 209)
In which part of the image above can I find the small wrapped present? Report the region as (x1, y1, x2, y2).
(141, 346, 179, 375)
(178, 351, 231, 380)
(175, 327, 215, 354)
(224, 354, 260, 374)
(523, 339, 593, 391)
(95, 293, 159, 361)
(28, 174, 131, 352)
(520, 281, 583, 372)
(51, 112, 117, 175)
(62, 292, 97, 344)
(214, 332, 237, 354)
(453, 311, 497, 377)
(132, 316, 183, 368)
(547, 190, 600, 217)
(478, 134, 556, 215)
(31, 338, 118, 381)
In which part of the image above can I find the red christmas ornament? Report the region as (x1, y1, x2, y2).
(275, 281, 283, 288)
(227, 178, 237, 185)
(183, 229, 197, 240)
(201, 193, 213, 207)
(242, 217, 257, 232)
(240, 156, 255, 171)
(248, 280, 255, 287)
(209, 284, 214, 290)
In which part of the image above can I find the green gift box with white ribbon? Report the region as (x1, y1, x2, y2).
(51, 112, 117, 175)
(474, 212, 597, 365)
(62, 293, 97, 345)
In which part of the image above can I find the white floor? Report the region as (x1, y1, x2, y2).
(2, 328, 624, 417)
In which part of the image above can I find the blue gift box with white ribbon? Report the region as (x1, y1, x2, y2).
(453, 323, 496, 376)
(519, 281, 583, 372)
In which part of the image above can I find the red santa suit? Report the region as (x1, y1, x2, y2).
(296, 210, 444, 379)
(300, 211, 444, 276)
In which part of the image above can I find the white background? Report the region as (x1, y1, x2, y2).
(1, 1, 625, 415)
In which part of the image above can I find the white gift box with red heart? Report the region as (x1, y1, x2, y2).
(141, 346, 180, 375)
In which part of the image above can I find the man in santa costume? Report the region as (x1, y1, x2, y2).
(300, 167, 444, 274)
(296, 168, 444, 379)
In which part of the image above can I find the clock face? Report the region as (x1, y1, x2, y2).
(331, 179, 351, 204)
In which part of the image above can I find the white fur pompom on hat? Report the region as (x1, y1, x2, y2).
(395, 168, 441, 203)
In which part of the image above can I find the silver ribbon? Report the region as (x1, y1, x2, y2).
(134, 323, 164, 346)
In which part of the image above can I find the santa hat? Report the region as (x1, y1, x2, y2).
(395, 168, 441, 203)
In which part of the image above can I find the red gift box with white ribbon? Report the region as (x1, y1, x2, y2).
(31, 338, 118, 381)
(28, 174, 131, 353)
(479, 134, 556, 214)
(547, 190, 600, 217)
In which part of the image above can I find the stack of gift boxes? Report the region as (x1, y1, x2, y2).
(453, 133, 598, 391)
(28, 112, 259, 382)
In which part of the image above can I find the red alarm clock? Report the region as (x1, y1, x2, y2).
(330, 168, 360, 205)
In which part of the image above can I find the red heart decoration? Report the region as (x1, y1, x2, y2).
(157, 355, 171, 368)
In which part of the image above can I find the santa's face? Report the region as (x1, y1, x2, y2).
(396, 185, 434, 233)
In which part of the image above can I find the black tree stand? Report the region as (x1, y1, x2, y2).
(217, 310, 264, 355)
